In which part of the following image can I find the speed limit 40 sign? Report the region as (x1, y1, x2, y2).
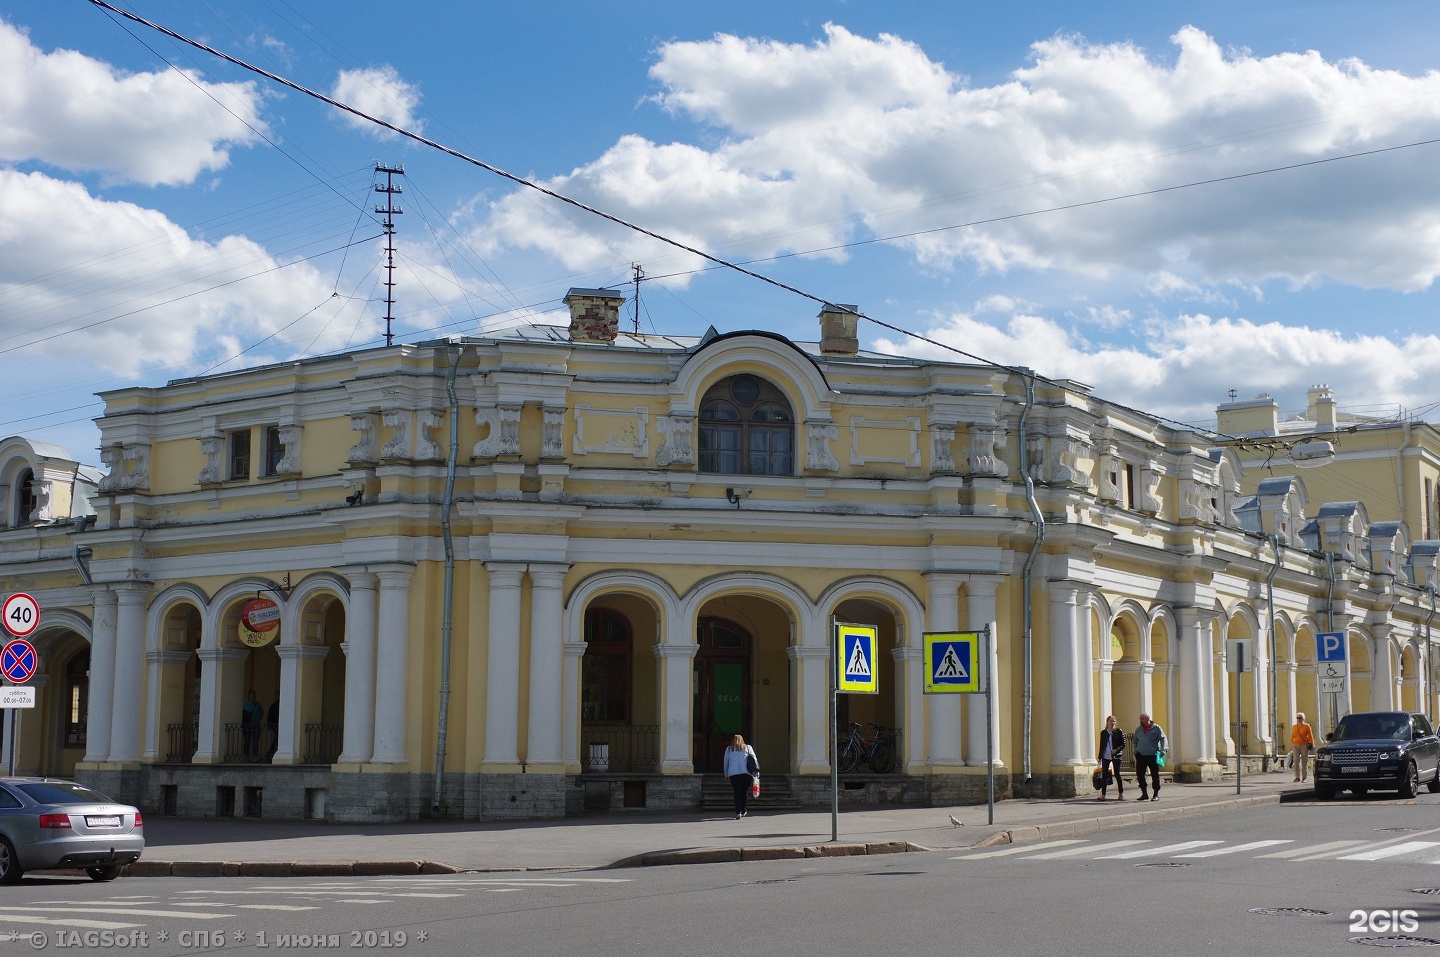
(2, 593, 39, 638)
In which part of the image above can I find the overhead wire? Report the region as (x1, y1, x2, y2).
(83, 0, 1440, 448)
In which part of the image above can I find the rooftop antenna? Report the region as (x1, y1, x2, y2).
(375, 163, 405, 346)
(631, 263, 644, 335)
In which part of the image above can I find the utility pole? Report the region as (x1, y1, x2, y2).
(375, 164, 405, 347)
(631, 263, 644, 334)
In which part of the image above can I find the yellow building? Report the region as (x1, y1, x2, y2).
(1, 295, 1436, 821)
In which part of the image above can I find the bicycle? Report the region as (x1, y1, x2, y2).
(837, 721, 900, 773)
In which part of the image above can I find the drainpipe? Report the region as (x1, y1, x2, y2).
(1018, 374, 1044, 790)
(1426, 586, 1436, 722)
(1265, 534, 1282, 769)
(431, 345, 462, 812)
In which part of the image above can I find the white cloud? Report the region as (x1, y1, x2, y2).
(0, 19, 264, 186)
(872, 307, 1440, 428)
(473, 23, 1440, 296)
(0, 170, 347, 378)
(331, 66, 423, 138)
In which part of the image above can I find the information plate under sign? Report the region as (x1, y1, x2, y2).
(1320, 676, 1345, 694)
(0, 686, 35, 708)
(836, 622, 878, 694)
(923, 632, 981, 694)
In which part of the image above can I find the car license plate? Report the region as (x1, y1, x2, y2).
(86, 815, 121, 827)
(1340, 767, 1367, 774)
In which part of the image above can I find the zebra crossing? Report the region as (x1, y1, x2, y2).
(0, 875, 633, 940)
(952, 834, 1440, 865)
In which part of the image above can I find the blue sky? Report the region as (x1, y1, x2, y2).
(5, 1, 1440, 461)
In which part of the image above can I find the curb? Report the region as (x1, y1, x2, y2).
(114, 788, 1302, 877)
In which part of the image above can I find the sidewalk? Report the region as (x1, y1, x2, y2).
(120, 771, 1310, 878)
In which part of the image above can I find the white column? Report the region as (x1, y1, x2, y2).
(108, 583, 149, 763)
(525, 566, 567, 768)
(563, 640, 587, 773)
(656, 643, 697, 773)
(1175, 606, 1215, 768)
(792, 645, 830, 773)
(143, 650, 188, 762)
(338, 572, 377, 764)
(964, 577, 1002, 766)
(1216, 642, 1234, 757)
(925, 573, 964, 769)
(1372, 633, 1396, 711)
(483, 563, 525, 768)
(895, 645, 924, 770)
(84, 589, 117, 763)
(274, 644, 326, 764)
(371, 566, 414, 763)
(194, 647, 246, 762)
(1049, 583, 1089, 767)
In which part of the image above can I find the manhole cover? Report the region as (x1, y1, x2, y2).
(1135, 861, 1192, 868)
(865, 871, 924, 877)
(1250, 907, 1332, 917)
(1413, 889, 1440, 896)
(1350, 936, 1440, 948)
(749, 878, 798, 885)
(1378, 827, 1421, 832)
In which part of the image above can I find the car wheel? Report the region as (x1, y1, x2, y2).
(1352, 787, 1369, 797)
(86, 865, 122, 882)
(1315, 784, 1335, 801)
(0, 838, 21, 885)
(1401, 762, 1421, 799)
(1428, 767, 1440, 794)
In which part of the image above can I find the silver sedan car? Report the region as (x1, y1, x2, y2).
(0, 778, 144, 882)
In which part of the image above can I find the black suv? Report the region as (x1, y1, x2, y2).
(1314, 711, 1440, 800)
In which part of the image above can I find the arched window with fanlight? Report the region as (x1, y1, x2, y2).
(698, 374, 794, 475)
(582, 608, 632, 724)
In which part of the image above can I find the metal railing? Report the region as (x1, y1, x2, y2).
(303, 723, 343, 765)
(581, 725, 659, 773)
(165, 722, 197, 763)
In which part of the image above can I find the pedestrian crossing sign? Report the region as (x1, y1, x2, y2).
(924, 632, 981, 694)
(836, 622, 879, 694)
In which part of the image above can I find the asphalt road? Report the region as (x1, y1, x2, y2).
(5, 793, 1440, 957)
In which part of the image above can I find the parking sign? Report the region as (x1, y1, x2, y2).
(1317, 632, 1346, 663)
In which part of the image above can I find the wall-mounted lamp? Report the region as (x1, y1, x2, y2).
(1290, 439, 1336, 469)
(725, 487, 752, 509)
(345, 488, 365, 506)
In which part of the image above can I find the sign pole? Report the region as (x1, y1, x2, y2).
(830, 617, 838, 843)
(984, 625, 994, 825)
(6, 707, 13, 777)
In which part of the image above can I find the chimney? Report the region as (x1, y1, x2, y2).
(1306, 384, 1337, 432)
(819, 303, 859, 356)
(564, 288, 626, 344)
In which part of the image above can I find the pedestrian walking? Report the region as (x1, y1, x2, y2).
(1096, 715, 1125, 801)
(1132, 712, 1167, 801)
(1290, 712, 1315, 783)
(241, 690, 263, 762)
(722, 734, 759, 819)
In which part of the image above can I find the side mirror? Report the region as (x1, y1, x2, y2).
(1416, 728, 1425, 741)
(1325, 732, 1335, 742)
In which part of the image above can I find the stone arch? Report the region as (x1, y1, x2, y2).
(145, 586, 206, 764)
(281, 573, 350, 765)
(670, 333, 834, 424)
(25, 608, 92, 777)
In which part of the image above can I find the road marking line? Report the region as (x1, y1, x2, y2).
(234, 904, 324, 911)
(952, 839, 1086, 859)
(0, 916, 144, 929)
(1024, 840, 1150, 860)
(1258, 841, 1365, 859)
(388, 893, 466, 898)
(1338, 841, 1440, 861)
(1098, 840, 1222, 859)
(0, 906, 231, 919)
(1174, 840, 1294, 858)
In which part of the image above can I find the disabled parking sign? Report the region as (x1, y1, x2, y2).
(924, 632, 981, 694)
(836, 622, 878, 694)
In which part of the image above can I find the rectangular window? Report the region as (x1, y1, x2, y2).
(228, 430, 252, 481)
(262, 426, 285, 477)
(1123, 463, 1136, 509)
(1427, 479, 1434, 539)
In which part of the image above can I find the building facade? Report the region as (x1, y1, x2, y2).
(1, 293, 1436, 822)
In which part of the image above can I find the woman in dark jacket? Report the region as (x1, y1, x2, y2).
(1097, 715, 1125, 800)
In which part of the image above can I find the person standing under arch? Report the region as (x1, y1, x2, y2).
(722, 734, 759, 819)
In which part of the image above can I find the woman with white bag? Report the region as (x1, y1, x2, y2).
(723, 734, 759, 819)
